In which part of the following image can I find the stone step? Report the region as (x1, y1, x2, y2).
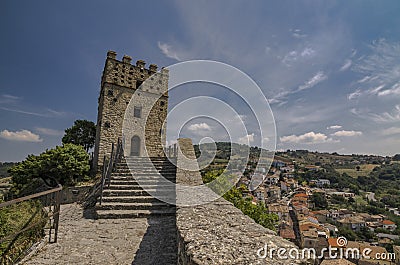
(102, 189, 175, 197)
(110, 177, 176, 183)
(114, 169, 176, 173)
(117, 163, 176, 167)
(105, 184, 175, 190)
(110, 179, 163, 185)
(96, 209, 176, 219)
(97, 202, 175, 211)
(101, 196, 159, 203)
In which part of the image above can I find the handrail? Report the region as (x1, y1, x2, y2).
(98, 138, 123, 205)
(0, 184, 62, 208)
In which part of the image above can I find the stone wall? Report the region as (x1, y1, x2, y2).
(61, 186, 92, 204)
(175, 138, 302, 265)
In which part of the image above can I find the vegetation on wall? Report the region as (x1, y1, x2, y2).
(202, 170, 278, 231)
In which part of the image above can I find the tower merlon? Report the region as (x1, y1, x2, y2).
(107, 50, 117, 59)
(149, 64, 158, 73)
(122, 55, 132, 64)
(136, 60, 146, 69)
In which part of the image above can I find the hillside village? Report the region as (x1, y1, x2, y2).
(197, 143, 400, 264)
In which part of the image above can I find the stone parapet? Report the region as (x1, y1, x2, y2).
(175, 138, 302, 264)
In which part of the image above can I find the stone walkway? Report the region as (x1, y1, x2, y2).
(21, 203, 177, 265)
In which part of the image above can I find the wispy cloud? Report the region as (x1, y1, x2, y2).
(327, 125, 342, 130)
(0, 129, 42, 142)
(377, 82, 400, 97)
(281, 47, 316, 66)
(35, 127, 64, 136)
(331, 130, 362, 137)
(381, 127, 400, 136)
(352, 39, 400, 98)
(0, 94, 21, 104)
(352, 105, 400, 123)
(339, 59, 352, 71)
(0, 107, 66, 118)
(368, 105, 400, 123)
(298, 71, 328, 91)
(348, 89, 362, 100)
(280, 131, 333, 144)
(157, 41, 181, 61)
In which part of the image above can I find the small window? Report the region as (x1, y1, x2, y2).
(160, 101, 165, 106)
(134, 106, 142, 118)
(107, 90, 113, 96)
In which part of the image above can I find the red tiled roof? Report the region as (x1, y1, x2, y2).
(382, 219, 395, 225)
(294, 193, 308, 198)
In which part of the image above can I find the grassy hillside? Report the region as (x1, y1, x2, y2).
(335, 164, 377, 178)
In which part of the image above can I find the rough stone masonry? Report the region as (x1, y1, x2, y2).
(93, 51, 168, 172)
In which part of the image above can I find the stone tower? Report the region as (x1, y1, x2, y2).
(93, 51, 169, 171)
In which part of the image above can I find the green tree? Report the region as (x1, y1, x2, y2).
(9, 144, 90, 194)
(312, 193, 328, 209)
(62, 120, 96, 152)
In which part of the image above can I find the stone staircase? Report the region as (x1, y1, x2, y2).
(96, 156, 177, 219)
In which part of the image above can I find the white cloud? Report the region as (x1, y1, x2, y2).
(280, 131, 332, 144)
(281, 47, 315, 65)
(238, 133, 255, 144)
(157, 41, 181, 61)
(327, 125, 342, 130)
(188, 123, 211, 131)
(0, 129, 42, 142)
(301, 47, 315, 57)
(352, 39, 400, 98)
(0, 94, 21, 104)
(348, 89, 362, 100)
(377, 82, 400, 96)
(331, 130, 362, 137)
(339, 59, 352, 71)
(369, 105, 400, 123)
(35, 127, 64, 136)
(298, 71, 328, 91)
(381, 127, 400, 136)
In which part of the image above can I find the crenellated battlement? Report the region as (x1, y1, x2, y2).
(101, 51, 168, 93)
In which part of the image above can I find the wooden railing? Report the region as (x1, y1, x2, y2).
(0, 184, 62, 263)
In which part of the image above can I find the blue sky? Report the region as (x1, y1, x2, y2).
(1, 0, 400, 161)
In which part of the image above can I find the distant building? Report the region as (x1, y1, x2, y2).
(310, 179, 330, 187)
(338, 216, 366, 231)
(268, 202, 289, 222)
(381, 220, 397, 231)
